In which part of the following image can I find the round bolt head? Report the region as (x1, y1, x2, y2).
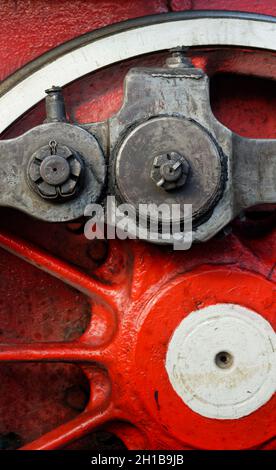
(40, 154, 70, 186)
(160, 161, 183, 182)
(151, 151, 190, 191)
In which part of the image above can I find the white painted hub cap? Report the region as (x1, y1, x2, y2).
(166, 304, 276, 419)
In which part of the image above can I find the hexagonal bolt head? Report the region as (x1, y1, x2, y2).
(151, 151, 190, 191)
(28, 143, 84, 201)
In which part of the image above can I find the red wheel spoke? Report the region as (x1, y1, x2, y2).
(20, 408, 114, 450)
(0, 230, 120, 307)
(0, 342, 104, 363)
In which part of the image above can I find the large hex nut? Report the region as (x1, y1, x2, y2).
(28, 144, 84, 201)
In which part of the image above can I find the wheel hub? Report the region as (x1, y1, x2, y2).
(166, 303, 276, 420)
(134, 269, 276, 449)
(115, 116, 223, 222)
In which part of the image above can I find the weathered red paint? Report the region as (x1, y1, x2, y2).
(0, 0, 168, 81)
(172, 0, 276, 15)
(0, 0, 275, 450)
(134, 268, 275, 450)
(0, 220, 275, 449)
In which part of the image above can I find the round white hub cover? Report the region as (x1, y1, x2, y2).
(166, 303, 276, 419)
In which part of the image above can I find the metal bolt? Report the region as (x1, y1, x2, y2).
(151, 151, 190, 191)
(28, 141, 84, 201)
(166, 47, 193, 69)
(45, 85, 67, 123)
(40, 154, 70, 185)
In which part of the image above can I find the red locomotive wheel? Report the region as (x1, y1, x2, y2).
(0, 1, 275, 451)
(135, 269, 275, 449)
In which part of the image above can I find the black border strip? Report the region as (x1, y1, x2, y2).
(0, 450, 275, 467)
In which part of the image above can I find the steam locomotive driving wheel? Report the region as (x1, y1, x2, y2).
(0, 9, 275, 450)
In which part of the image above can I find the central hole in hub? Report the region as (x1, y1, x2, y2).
(215, 351, 233, 369)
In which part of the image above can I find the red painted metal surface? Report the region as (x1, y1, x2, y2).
(171, 0, 276, 15)
(0, 0, 275, 450)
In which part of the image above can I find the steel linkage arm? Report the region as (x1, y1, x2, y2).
(233, 135, 276, 210)
(0, 50, 275, 244)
